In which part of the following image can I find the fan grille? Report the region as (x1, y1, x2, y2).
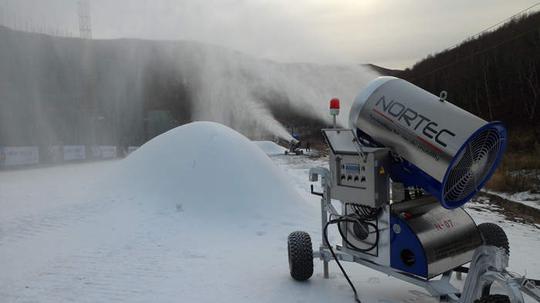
(443, 128, 504, 203)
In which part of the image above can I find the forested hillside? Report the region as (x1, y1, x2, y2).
(400, 11, 540, 151)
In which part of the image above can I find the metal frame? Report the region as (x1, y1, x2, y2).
(309, 166, 540, 303)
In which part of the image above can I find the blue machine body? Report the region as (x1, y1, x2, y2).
(387, 197, 483, 279)
(387, 122, 507, 209)
(390, 215, 428, 277)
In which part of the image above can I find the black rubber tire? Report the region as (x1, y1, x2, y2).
(477, 223, 510, 256)
(474, 294, 511, 303)
(287, 231, 314, 281)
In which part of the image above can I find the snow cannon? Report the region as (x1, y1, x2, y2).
(285, 77, 540, 303)
(349, 77, 507, 209)
(284, 137, 303, 156)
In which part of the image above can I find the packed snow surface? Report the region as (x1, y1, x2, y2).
(253, 140, 287, 156)
(0, 122, 539, 302)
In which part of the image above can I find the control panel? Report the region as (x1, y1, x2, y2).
(338, 161, 365, 187)
(322, 129, 390, 208)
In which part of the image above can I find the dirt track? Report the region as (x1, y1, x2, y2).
(476, 192, 540, 227)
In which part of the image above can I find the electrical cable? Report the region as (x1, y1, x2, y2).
(446, 2, 540, 52)
(323, 204, 382, 303)
(336, 216, 379, 252)
(412, 25, 540, 81)
(323, 217, 362, 303)
(353, 204, 379, 219)
(411, 1, 540, 81)
(335, 206, 380, 253)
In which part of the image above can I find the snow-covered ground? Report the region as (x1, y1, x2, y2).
(1, 123, 539, 303)
(253, 140, 287, 156)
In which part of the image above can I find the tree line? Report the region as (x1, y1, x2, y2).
(400, 11, 540, 151)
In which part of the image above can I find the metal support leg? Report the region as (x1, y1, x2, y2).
(321, 197, 329, 279)
(323, 260, 329, 279)
(461, 246, 525, 303)
(309, 167, 334, 280)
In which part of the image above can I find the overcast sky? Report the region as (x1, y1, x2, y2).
(0, 0, 538, 68)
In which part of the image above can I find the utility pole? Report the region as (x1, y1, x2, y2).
(77, 0, 96, 145)
(0, 4, 4, 27)
(78, 0, 92, 39)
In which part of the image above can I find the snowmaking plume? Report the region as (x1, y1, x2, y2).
(0, 0, 380, 147)
(177, 44, 379, 142)
(0, 28, 379, 147)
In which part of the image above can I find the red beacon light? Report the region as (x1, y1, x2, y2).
(329, 97, 340, 128)
(329, 98, 340, 116)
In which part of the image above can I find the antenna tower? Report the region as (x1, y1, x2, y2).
(78, 0, 92, 39)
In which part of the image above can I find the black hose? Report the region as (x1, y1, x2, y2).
(324, 218, 362, 303)
(323, 205, 382, 302)
(336, 216, 379, 252)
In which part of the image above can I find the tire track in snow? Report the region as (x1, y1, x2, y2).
(0, 198, 118, 246)
(2, 207, 190, 303)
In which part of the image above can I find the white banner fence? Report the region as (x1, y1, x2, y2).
(91, 145, 118, 159)
(0, 145, 139, 168)
(0, 146, 40, 167)
(63, 145, 86, 161)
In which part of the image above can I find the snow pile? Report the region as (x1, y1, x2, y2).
(253, 140, 287, 156)
(118, 122, 307, 220)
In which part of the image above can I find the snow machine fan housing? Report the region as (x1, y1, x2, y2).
(349, 77, 507, 208)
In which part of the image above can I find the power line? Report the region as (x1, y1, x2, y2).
(445, 1, 540, 52)
(411, 2, 540, 81)
(412, 25, 540, 81)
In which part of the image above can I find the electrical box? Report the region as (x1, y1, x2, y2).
(322, 129, 390, 208)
